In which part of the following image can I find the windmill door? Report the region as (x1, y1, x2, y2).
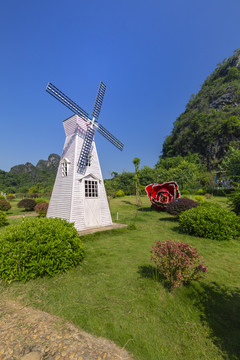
(84, 179, 101, 228)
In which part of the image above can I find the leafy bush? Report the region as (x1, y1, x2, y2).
(0, 217, 85, 283)
(0, 199, 11, 212)
(0, 195, 6, 200)
(180, 190, 190, 195)
(166, 198, 199, 217)
(116, 190, 125, 197)
(6, 193, 15, 200)
(35, 198, 48, 204)
(194, 195, 205, 203)
(228, 189, 240, 215)
(17, 198, 37, 211)
(197, 189, 205, 195)
(151, 240, 207, 288)
(179, 203, 240, 240)
(34, 202, 49, 217)
(0, 211, 7, 227)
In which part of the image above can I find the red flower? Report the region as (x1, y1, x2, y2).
(145, 181, 180, 210)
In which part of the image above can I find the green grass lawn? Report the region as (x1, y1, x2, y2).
(1, 195, 240, 360)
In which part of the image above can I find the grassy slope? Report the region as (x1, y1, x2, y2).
(1, 196, 240, 360)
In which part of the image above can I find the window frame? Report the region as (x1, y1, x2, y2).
(61, 158, 70, 177)
(84, 180, 98, 198)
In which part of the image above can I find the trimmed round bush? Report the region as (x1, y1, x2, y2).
(17, 198, 37, 211)
(0, 217, 85, 283)
(6, 193, 15, 200)
(35, 198, 48, 204)
(0, 199, 11, 212)
(166, 198, 199, 217)
(116, 190, 125, 197)
(0, 211, 7, 227)
(228, 190, 240, 215)
(179, 203, 240, 240)
(151, 240, 207, 288)
(194, 195, 205, 203)
(34, 202, 49, 217)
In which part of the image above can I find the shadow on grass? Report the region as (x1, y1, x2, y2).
(190, 282, 240, 359)
(158, 216, 179, 223)
(137, 265, 167, 284)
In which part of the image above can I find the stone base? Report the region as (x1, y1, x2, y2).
(78, 222, 127, 235)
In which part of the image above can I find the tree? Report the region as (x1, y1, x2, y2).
(133, 158, 142, 206)
(220, 146, 240, 183)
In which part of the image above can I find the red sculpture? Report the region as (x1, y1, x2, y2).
(145, 181, 180, 210)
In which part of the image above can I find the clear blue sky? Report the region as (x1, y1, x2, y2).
(1, 0, 240, 178)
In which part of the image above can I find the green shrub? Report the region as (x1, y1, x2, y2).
(197, 189, 205, 195)
(151, 240, 207, 288)
(0, 199, 11, 212)
(180, 190, 190, 195)
(6, 193, 15, 200)
(0, 211, 7, 227)
(228, 189, 240, 215)
(116, 190, 125, 197)
(166, 198, 199, 217)
(17, 198, 37, 211)
(194, 195, 205, 203)
(0, 195, 6, 200)
(35, 198, 48, 204)
(34, 202, 49, 217)
(179, 203, 240, 240)
(0, 217, 84, 283)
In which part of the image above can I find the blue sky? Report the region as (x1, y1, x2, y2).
(1, 0, 240, 178)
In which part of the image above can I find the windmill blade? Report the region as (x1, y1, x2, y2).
(46, 82, 89, 122)
(92, 81, 106, 120)
(77, 126, 96, 174)
(97, 123, 124, 151)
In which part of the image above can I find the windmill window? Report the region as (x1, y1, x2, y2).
(85, 154, 92, 167)
(85, 180, 98, 198)
(61, 159, 70, 177)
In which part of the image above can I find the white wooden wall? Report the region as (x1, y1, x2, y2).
(47, 115, 112, 231)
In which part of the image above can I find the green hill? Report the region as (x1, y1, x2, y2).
(0, 154, 60, 194)
(162, 49, 240, 170)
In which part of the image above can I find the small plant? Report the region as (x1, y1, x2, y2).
(179, 203, 240, 240)
(0, 199, 11, 212)
(197, 189, 205, 195)
(180, 190, 190, 195)
(194, 195, 205, 203)
(228, 189, 240, 215)
(0, 195, 6, 200)
(166, 198, 199, 217)
(0, 217, 85, 283)
(0, 211, 7, 227)
(6, 193, 15, 200)
(116, 190, 125, 197)
(17, 198, 37, 211)
(151, 240, 207, 288)
(34, 202, 49, 217)
(35, 197, 48, 204)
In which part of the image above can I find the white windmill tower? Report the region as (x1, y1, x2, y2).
(45, 82, 123, 231)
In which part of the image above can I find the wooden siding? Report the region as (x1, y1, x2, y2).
(47, 114, 112, 231)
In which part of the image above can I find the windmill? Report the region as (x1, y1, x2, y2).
(45, 81, 123, 231)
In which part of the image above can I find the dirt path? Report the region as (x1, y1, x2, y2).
(7, 212, 38, 219)
(0, 300, 133, 360)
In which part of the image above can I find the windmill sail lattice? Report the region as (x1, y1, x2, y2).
(46, 80, 123, 231)
(46, 82, 123, 157)
(77, 126, 96, 174)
